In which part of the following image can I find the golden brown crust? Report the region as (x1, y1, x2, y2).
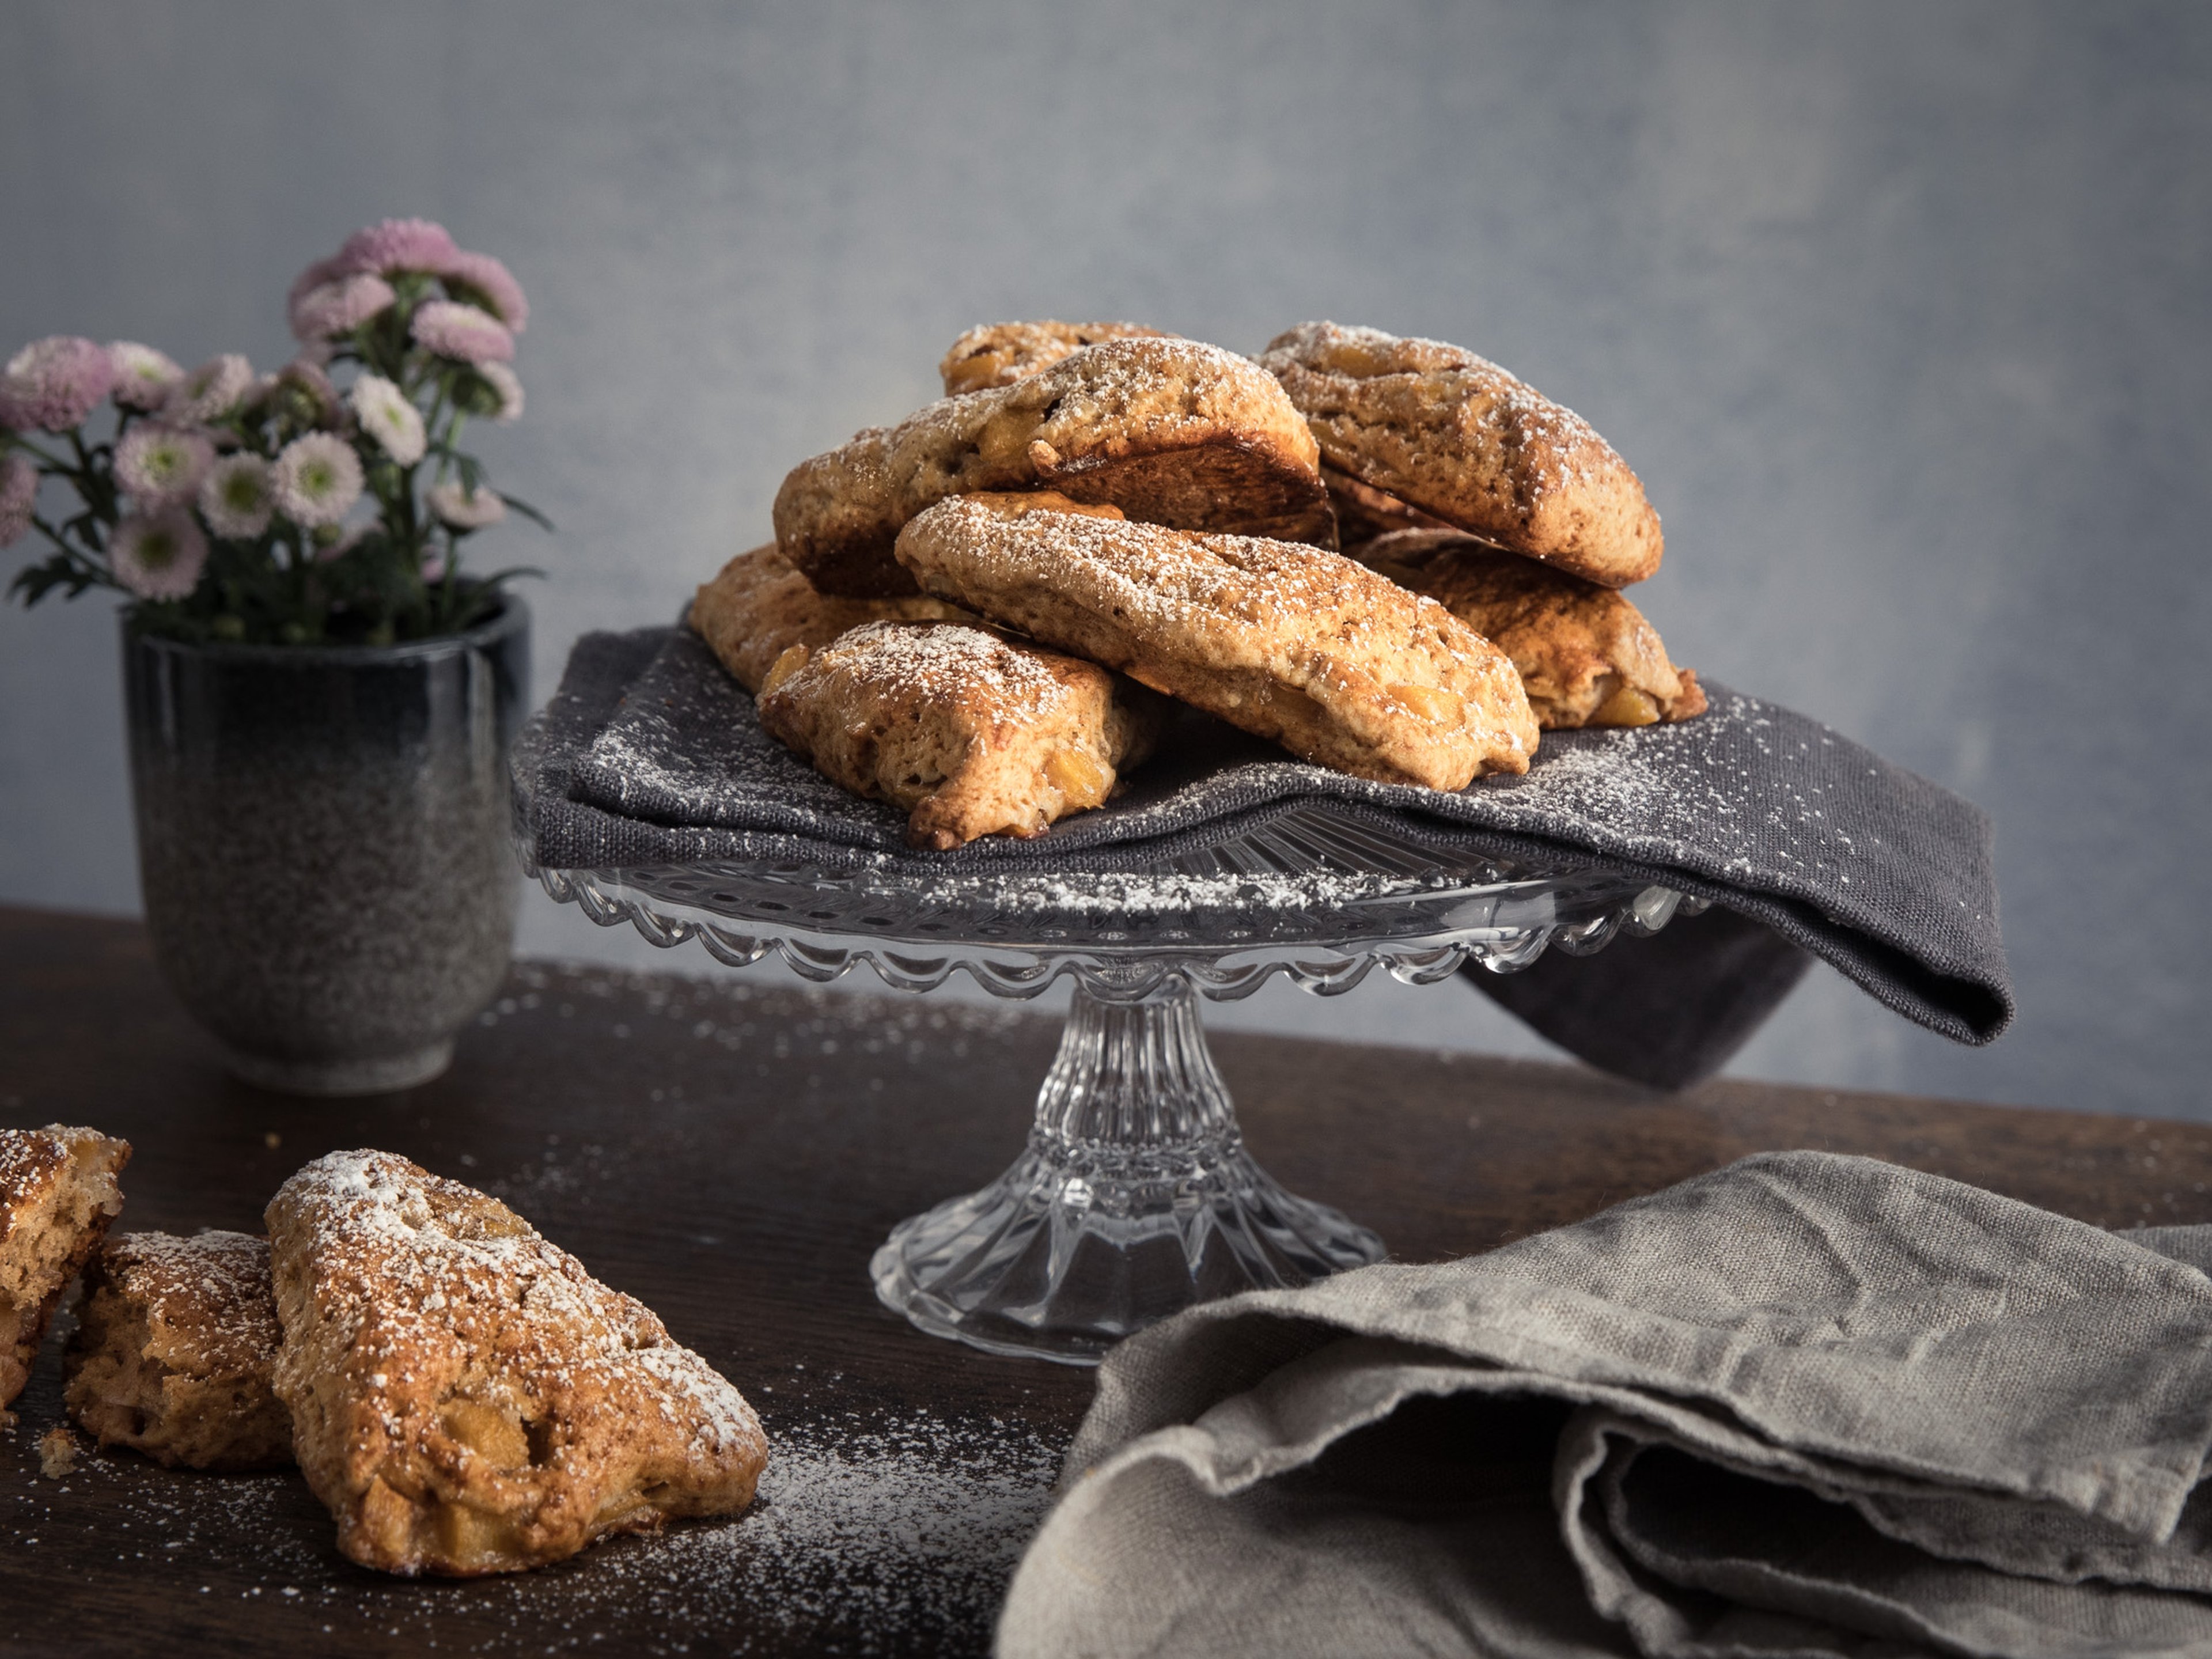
(774, 336, 1332, 597)
(939, 320, 1168, 396)
(756, 616, 1166, 850)
(895, 494, 1538, 791)
(690, 542, 972, 692)
(1357, 529, 1705, 729)
(267, 1152, 767, 1578)
(65, 1230, 293, 1471)
(0, 1124, 129, 1416)
(1261, 321, 1662, 588)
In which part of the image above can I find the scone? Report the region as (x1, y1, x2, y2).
(267, 1151, 767, 1578)
(1, 1124, 130, 1418)
(756, 618, 1165, 850)
(690, 541, 972, 692)
(774, 335, 1334, 597)
(939, 320, 1168, 396)
(895, 493, 1538, 791)
(1357, 530, 1706, 729)
(65, 1230, 291, 1471)
(1260, 321, 1662, 587)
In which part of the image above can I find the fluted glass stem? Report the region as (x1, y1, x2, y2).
(872, 980, 1385, 1364)
(1034, 982, 1234, 1152)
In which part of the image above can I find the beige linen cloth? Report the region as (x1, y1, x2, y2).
(997, 1152, 2212, 1658)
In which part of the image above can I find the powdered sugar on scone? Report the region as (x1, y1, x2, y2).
(266, 1150, 766, 1577)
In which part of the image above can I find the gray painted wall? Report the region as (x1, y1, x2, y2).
(4, 2, 2207, 1118)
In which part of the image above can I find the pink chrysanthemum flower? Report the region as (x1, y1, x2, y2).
(476, 361, 525, 423)
(271, 432, 364, 528)
(108, 343, 185, 411)
(410, 300, 514, 365)
(287, 254, 349, 316)
(0, 454, 37, 547)
(115, 425, 216, 506)
(428, 480, 506, 529)
(165, 354, 255, 425)
(199, 453, 275, 539)
(109, 509, 210, 600)
(349, 374, 426, 466)
(337, 217, 460, 277)
(289, 273, 397, 342)
(0, 336, 116, 431)
(441, 252, 528, 334)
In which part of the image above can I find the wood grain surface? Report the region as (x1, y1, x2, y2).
(2, 903, 2205, 1656)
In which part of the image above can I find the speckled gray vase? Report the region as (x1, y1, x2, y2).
(124, 602, 530, 1095)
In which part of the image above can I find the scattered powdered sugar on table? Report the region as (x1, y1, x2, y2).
(7, 1357, 1066, 1654)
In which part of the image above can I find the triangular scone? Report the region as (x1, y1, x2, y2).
(267, 1152, 767, 1577)
(938, 320, 1168, 396)
(756, 616, 1166, 849)
(774, 336, 1334, 597)
(0, 1124, 130, 1418)
(1358, 529, 1706, 729)
(690, 541, 973, 692)
(896, 493, 1538, 792)
(1260, 321, 1662, 588)
(66, 1230, 291, 1471)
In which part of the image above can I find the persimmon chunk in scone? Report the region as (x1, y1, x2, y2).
(66, 1229, 292, 1471)
(894, 493, 1537, 791)
(774, 335, 1334, 597)
(267, 1151, 766, 1577)
(1356, 529, 1706, 729)
(690, 541, 973, 693)
(0, 1124, 130, 1420)
(1260, 321, 1662, 588)
(755, 616, 1165, 850)
(938, 319, 1169, 396)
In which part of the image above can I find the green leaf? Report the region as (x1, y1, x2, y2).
(497, 493, 555, 532)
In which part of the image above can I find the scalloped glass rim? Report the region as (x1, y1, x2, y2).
(516, 802, 1703, 1003)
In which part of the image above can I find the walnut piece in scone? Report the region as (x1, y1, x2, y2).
(0, 1124, 129, 1419)
(267, 1151, 767, 1578)
(774, 335, 1333, 597)
(938, 319, 1168, 396)
(1357, 529, 1706, 729)
(690, 541, 973, 692)
(1260, 321, 1662, 588)
(756, 614, 1166, 850)
(65, 1230, 292, 1471)
(895, 493, 1538, 791)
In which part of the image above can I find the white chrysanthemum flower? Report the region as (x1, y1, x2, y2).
(427, 480, 506, 529)
(198, 453, 275, 539)
(476, 361, 524, 423)
(349, 374, 427, 466)
(271, 432, 364, 528)
(108, 343, 184, 411)
(115, 425, 215, 505)
(109, 509, 209, 600)
(166, 354, 254, 425)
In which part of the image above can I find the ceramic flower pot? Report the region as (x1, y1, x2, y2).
(123, 600, 530, 1094)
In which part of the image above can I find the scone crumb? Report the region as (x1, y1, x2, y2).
(38, 1425, 78, 1479)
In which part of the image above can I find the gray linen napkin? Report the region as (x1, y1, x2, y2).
(996, 1153, 2212, 1659)
(516, 630, 2010, 1074)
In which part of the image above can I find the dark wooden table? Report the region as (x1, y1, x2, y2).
(3, 903, 2207, 1656)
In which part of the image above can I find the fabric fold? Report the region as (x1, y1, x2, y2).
(997, 1153, 2212, 1659)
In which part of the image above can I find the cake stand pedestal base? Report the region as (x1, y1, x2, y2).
(872, 979, 1385, 1365)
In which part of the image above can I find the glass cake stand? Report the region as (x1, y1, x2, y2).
(516, 804, 1695, 1364)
